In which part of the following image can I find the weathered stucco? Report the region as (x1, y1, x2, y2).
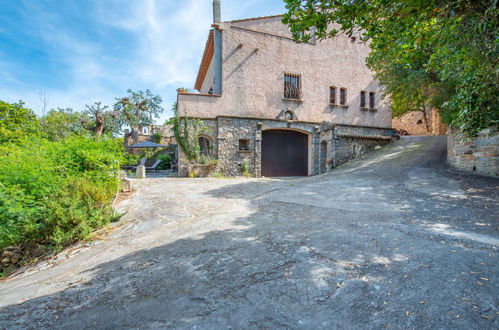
(178, 15, 391, 128)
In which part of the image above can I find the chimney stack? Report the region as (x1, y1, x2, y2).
(213, 0, 221, 23)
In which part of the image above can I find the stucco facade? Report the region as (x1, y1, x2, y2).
(177, 12, 395, 177)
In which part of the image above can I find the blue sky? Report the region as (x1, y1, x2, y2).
(0, 0, 286, 123)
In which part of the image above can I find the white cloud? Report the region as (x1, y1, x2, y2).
(0, 0, 286, 122)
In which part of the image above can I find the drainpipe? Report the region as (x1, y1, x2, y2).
(213, 0, 223, 95)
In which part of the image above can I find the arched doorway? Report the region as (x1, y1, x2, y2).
(261, 129, 308, 177)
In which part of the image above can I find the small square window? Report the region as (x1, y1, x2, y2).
(284, 73, 301, 100)
(239, 139, 250, 151)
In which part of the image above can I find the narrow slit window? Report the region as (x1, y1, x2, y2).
(284, 73, 301, 100)
(360, 91, 366, 108)
(329, 86, 337, 104)
(340, 88, 347, 105)
(369, 92, 375, 109)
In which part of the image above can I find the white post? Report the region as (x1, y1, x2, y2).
(136, 165, 146, 179)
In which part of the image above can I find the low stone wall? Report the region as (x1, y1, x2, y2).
(447, 128, 498, 176)
(331, 125, 394, 168)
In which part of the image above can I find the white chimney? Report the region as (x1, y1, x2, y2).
(213, 0, 221, 24)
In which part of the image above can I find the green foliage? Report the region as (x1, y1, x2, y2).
(156, 153, 172, 170)
(40, 108, 86, 141)
(241, 159, 250, 177)
(114, 89, 163, 143)
(0, 100, 41, 143)
(283, 0, 499, 135)
(152, 132, 162, 143)
(0, 136, 124, 251)
(81, 102, 121, 137)
(168, 103, 209, 161)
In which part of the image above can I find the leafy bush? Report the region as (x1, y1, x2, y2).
(0, 101, 41, 143)
(0, 136, 124, 251)
(156, 154, 172, 170)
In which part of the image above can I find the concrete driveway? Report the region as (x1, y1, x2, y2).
(1, 136, 498, 329)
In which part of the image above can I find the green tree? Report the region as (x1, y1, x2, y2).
(0, 100, 41, 143)
(82, 102, 121, 137)
(283, 0, 498, 135)
(40, 108, 85, 141)
(114, 89, 163, 145)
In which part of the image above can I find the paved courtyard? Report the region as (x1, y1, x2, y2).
(1, 136, 498, 329)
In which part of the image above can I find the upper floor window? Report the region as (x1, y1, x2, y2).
(284, 73, 301, 100)
(360, 91, 367, 108)
(369, 92, 375, 109)
(329, 86, 337, 104)
(142, 126, 149, 135)
(340, 88, 347, 106)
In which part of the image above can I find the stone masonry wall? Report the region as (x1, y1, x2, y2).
(447, 128, 498, 176)
(178, 117, 395, 177)
(216, 117, 320, 177)
(330, 125, 394, 169)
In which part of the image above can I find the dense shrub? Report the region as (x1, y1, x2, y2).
(0, 136, 124, 251)
(156, 153, 172, 170)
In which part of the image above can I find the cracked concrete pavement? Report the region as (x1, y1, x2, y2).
(0, 136, 498, 329)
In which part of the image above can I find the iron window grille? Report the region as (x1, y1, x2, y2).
(284, 73, 301, 100)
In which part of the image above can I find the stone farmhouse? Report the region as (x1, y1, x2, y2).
(176, 1, 396, 177)
(124, 125, 175, 149)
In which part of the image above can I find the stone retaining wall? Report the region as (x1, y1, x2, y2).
(447, 128, 498, 176)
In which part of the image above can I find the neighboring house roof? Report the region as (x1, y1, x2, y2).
(229, 14, 283, 24)
(194, 30, 214, 91)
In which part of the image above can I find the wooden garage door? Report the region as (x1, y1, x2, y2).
(261, 130, 308, 177)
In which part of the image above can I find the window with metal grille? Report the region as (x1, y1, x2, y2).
(284, 73, 301, 100)
(369, 92, 375, 109)
(360, 91, 367, 108)
(340, 88, 347, 105)
(329, 86, 337, 104)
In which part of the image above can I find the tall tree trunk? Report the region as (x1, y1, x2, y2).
(420, 104, 430, 133)
(94, 118, 104, 136)
(131, 127, 139, 145)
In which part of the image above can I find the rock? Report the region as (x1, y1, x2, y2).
(10, 256, 19, 264)
(4, 246, 16, 251)
(2, 250, 15, 258)
(31, 246, 44, 258)
(1, 257, 11, 264)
